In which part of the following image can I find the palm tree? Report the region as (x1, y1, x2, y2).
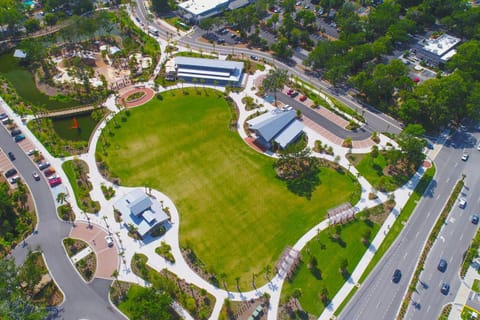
(235, 276, 241, 291)
(192, 77, 198, 88)
(220, 272, 227, 290)
(262, 68, 289, 107)
(264, 265, 272, 280)
(56, 192, 68, 205)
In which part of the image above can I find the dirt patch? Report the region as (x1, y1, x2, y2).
(34, 73, 63, 96)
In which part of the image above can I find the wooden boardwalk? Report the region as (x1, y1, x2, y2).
(37, 105, 97, 119)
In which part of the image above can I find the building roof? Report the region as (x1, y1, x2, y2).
(228, 0, 249, 10)
(13, 49, 27, 58)
(249, 110, 296, 142)
(274, 119, 304, 148)
(114, 189, 169, 237)
(178, 0, 229, 16)
(419, 34, 460, 57)
(175, 56, 244, 71)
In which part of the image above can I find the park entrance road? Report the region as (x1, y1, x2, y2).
(0, 124, 123, 320)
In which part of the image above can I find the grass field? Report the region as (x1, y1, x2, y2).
(349, 152, 410, 192)
(99, 88, 360, 290)
(282, 212, 381, 316)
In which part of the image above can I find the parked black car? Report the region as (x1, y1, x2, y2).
(10, 128, 21, 137)
(7, 152, 15, 161)
(4, 168, 17, 178)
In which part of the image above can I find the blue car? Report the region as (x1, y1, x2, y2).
(14, 134, 25, 142)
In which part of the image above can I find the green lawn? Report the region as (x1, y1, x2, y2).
(282, 213, 381, 316)
(350, 152, 409, 192)
(99, 88, 360, 290)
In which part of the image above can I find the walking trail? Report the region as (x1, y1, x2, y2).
(0, 60, 430, 320)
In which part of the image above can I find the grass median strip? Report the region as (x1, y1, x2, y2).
(397, 176, 464, 319)
(334, 165, 435, 317)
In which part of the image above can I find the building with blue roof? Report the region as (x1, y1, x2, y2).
(247, 110, 304, 149)
(172, 57, 244, 86)
(114, 189, 169, 238)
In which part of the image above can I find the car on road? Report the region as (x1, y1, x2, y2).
(284, 105, 293, 111)
(48, 177, 62, 188)
(290, 92, 299, 98)
(105, 236, 114, 247)
(7, 152, 15, 161)
(459, 198, 467, 209)
(438, 259, 447, 272)
(461, 152, 469, 161)
(250, 55, 259, 61)
(0, 112, 7, 120)
(478, 142, 480, 151)
(38, 162, 50, 170)
(440, 282, 450, 295)
(135, 17, 140, 23)
(4, 168, 17, 178)
(14, 134, 25, 142)
(32, 171, 40, 181)
(392, 269, 402, 283)
(9, 176, 19, 184)
(299, 95, 307, 102)
(472, 214, 479, 225)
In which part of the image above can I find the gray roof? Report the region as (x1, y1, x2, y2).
(274, 119, 304, 148)
(250, 110, 296, 142)
(114, 189, 169, 237)
(175, 56, 244, 72)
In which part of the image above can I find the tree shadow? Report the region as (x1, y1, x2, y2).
(286, 173, 320, 200)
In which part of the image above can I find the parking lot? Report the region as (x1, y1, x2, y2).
(0, 109, 40, 188)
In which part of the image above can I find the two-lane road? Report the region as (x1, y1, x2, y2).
(340, 133, 468, 320)
(0, 124, 122, 320)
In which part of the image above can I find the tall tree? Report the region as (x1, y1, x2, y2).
(262, 68, 289, 106)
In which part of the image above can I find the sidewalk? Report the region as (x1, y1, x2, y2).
(1, 65, 422, 320)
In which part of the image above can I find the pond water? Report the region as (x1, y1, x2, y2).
(51, 112, 98, 141)
(0, 52, 78, 110)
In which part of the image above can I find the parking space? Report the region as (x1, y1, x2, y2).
(69, 222, 119, 280)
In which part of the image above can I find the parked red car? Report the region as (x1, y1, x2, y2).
(287, 88, 294, 95)
(299, 95, 307, 102)
(48, 177, 62, 188)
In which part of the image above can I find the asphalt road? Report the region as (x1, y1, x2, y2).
(404, 130, 480, 319)
(132, 0, 403, 136)
(276, 91, 372, 140)
(339, 132, 469, 320)
(0, 125, 122, 320)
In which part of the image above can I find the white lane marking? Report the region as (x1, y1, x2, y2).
(460, 233, 464, 241)
(404, 252, 408, 259)
(427, 305, 431, 313)
(454, 162, 458, 167)
(446, 177, 450, 183)
(437, 195, 441, 200)
(439, 236, 445, 242)
(416, 231, 420, 238)
(450, 256, 453, 263)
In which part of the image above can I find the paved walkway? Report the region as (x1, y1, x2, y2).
(69, 222, 119, 280)
(116, 87, 155, 108)
(0, 58, 422, 320)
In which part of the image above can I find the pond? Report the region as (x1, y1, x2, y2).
(0, 52, 79, 110)
(51, 112, 98, 142)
